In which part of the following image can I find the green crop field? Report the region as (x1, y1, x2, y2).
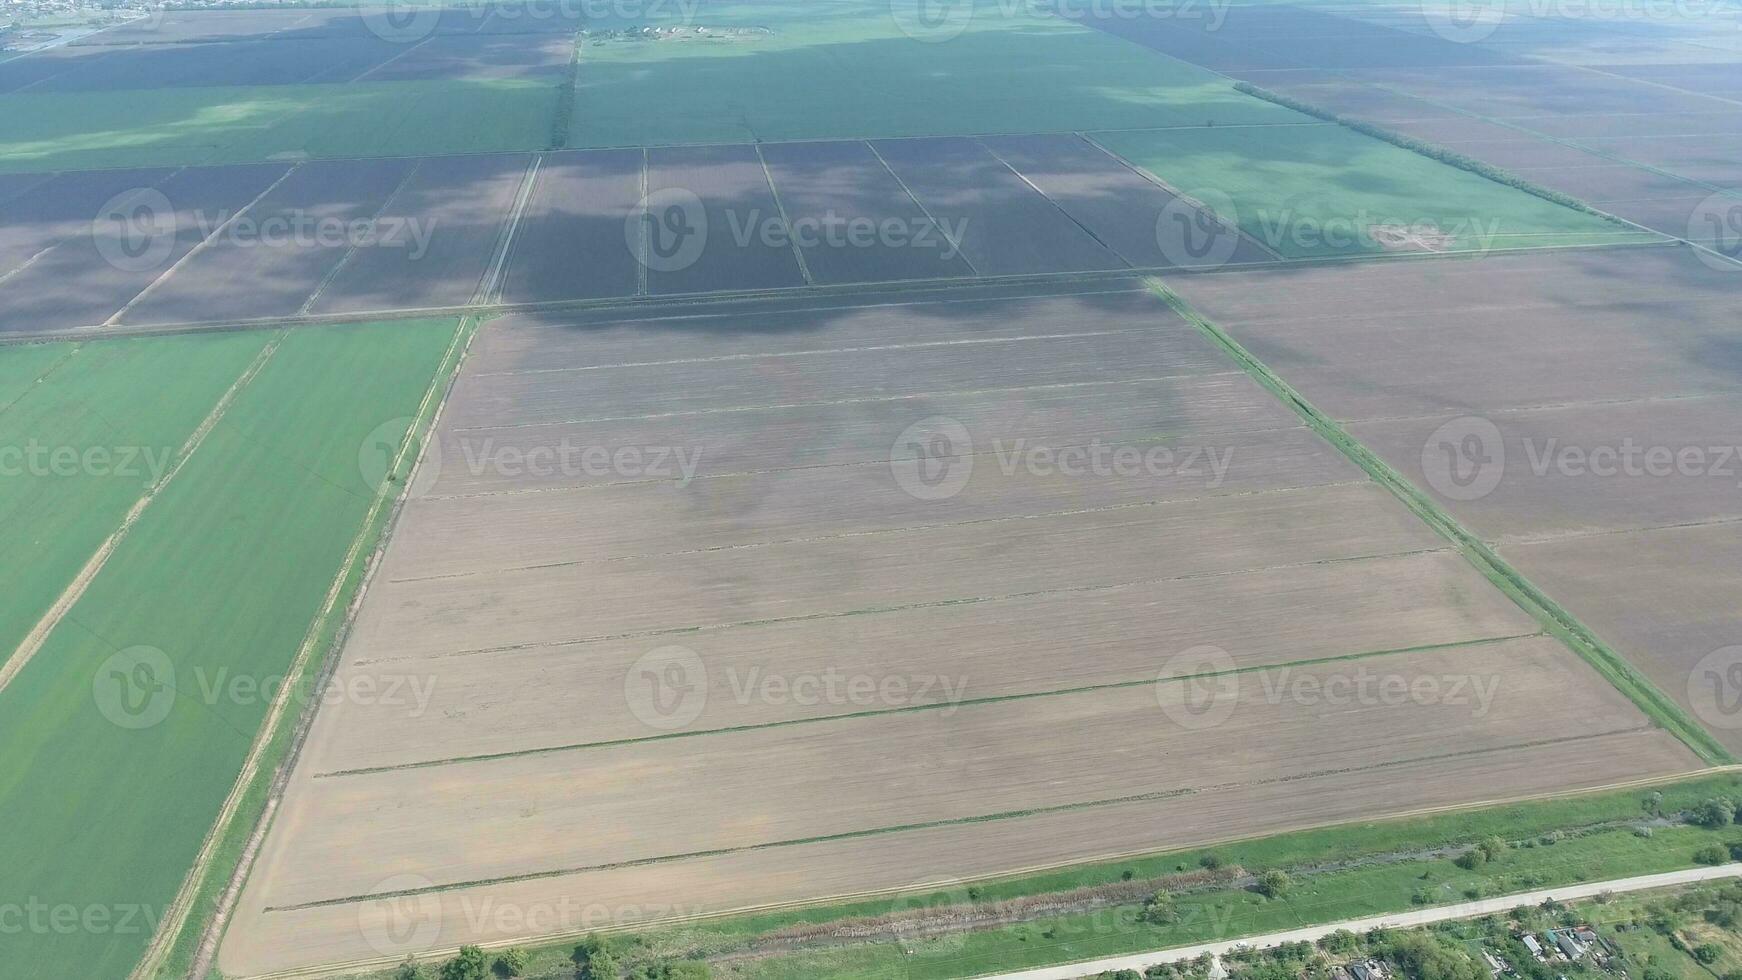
(0, 318, 463, 980)
(568, 0, 1304, 147)
(1095, 124, 1662, 259)
(0, 333, 272, 673)
(0, 79, 554, 172)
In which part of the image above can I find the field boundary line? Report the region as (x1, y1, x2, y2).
(0, 327, 288, 696)
(754, 143, 816, 286)
(234, 764, 1730, 980)
(271, 726, 1654, 914)
(298, 160, 424, 316)
(975, 136, 1134, 268)
(475, 153, 542, 305)
(105, 163, 301, 326)
(865, 139, 982, 277)
(154, 316, 483, 980)
(1145, 277, 1735, 766)
(314, 631, 1544, 778)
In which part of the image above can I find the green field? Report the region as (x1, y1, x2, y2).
(1096, 124, 1662, 259)
(0, 79, 554, 172)
(0, 333, 272, 678)
(568, 0, 1305, 146)
(0, 318, 463, 980)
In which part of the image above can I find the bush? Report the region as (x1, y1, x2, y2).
(1695, 844, 1730, 865)
(494, 947, 529, 977)
(1728, 842, 1742, 862)
(1694, 798, 1737, 828)
(628, 962, 711, 980)
(574, 935, 619, 980)
(1454, 850, 1486, 870)
(440, 947, 489, 980)
(1200, 853, 1223, 870)
(1257, 870, 1291, 898)
(1141, 892, 1180, 925)
(397, 958, 432, 980)
(1478, 837, 1509, 861)
(1319, 930, 1359, 954)
(1695, 945, 1723, 964)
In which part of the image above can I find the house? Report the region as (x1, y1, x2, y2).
(1523, 936, 1545, 960)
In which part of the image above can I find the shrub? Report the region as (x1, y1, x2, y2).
(629, 962, 711, 980)
(1141, 891, 1180, 925)
(1695, 844, 1730, 865)
(440, 947, 489, 980)
(574, 935, 619, 980)
(1695, 945, 1723, 964)
(494, 947, 529, 977)
(1257, 870, 1291, 898)
(1200, 854, 1223, 870)
(1319, 930, 1359, 954)
(1694, 798, 1737, 828)
(397, 958, 432, 980)
(1478, 837, 1509, 861)
(1454, 850, 1486, 870)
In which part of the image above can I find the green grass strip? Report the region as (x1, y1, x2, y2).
(1144, 277, 1732, 767)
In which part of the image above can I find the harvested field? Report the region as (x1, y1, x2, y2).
(643, 143, 807, 294)
(496, 148, 643, 305)
(308, 152, 532, 315)
(981, 132, 1275, 268)
(121, 157, 418, 326)
(0, 319, 464, 980)
(870, 136, 1126, 276)
(219, 283, 1698, 976)
(1166, 245, 1742, 754)
(224, 636, 1694, 975)
(756, 140, 975, 284)
(0, 163, 289, 332)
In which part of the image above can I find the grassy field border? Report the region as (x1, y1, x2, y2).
(1142, 277, 1733, 767)
(134, 315, 482, 980)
